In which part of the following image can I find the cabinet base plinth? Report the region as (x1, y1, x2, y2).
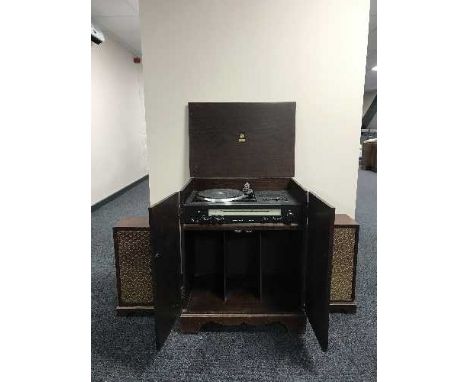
(116, 305, 153, 316)
(178, 312, 306, 334)
(329, 301, 357, 313)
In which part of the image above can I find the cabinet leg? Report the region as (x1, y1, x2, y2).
(178, 316, 204, 334)
(280, 315, 306, 334)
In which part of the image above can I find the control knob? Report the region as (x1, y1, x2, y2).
(285, 210, 295, 224)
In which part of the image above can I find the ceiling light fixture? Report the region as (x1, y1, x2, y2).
(371, 66, 377, 71)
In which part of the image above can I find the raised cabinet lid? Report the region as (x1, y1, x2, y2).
(189, 102, 296, 178)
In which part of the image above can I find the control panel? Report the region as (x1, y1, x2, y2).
(183, 206, 301, 225)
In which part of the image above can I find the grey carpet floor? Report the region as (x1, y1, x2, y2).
(92, 170, 376, 381)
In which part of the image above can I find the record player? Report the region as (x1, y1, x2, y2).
(183, 182, 302, 225)
(149, 102, 335, 353)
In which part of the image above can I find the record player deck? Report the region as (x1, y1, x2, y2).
(183, 182, 302, 225)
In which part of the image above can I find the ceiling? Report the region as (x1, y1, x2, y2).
(91, 0, 376, 90)
(91, 0, 141, 56)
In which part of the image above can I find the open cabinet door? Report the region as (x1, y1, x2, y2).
(305, 193, 335, 351)
(149, 192, 182, 350)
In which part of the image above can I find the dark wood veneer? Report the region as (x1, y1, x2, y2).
(113, 216, 149, 229)
(189, 103, 295, 178)
(329, 302, 357, 314)
(186, 177, 291, 191)
(149, 193, 182, 350)
(305, 193, 335, 351)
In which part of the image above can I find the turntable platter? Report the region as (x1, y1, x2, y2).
(197, 188, 246, 203)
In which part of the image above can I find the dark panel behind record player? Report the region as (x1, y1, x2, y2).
(189, 102, 295, 178)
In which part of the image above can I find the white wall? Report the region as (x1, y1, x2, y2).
(91, 36, 148, 205)
(140, 0, 369, 218)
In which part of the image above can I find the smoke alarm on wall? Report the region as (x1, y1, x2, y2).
(91, 24, 105, 45)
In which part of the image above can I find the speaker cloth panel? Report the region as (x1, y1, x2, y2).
(330, 227, 355, 301)
(116, 230, 153, 305)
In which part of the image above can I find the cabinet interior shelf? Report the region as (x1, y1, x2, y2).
(183, 230, 303, 314)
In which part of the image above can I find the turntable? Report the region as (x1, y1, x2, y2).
(184, 182, 301, 224)
(195, 182, 255, 203)
(197, 188, 250, 202)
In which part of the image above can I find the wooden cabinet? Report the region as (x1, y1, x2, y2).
(146, 102, 337, 352)
(149, 182, 334, 351)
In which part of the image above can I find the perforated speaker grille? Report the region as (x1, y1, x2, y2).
(115, 230, 153, 305)
(330, 227, 356, 301)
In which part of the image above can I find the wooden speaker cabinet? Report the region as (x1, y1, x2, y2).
(113, 215, 359, 314)
(113, 216, 153, 315)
